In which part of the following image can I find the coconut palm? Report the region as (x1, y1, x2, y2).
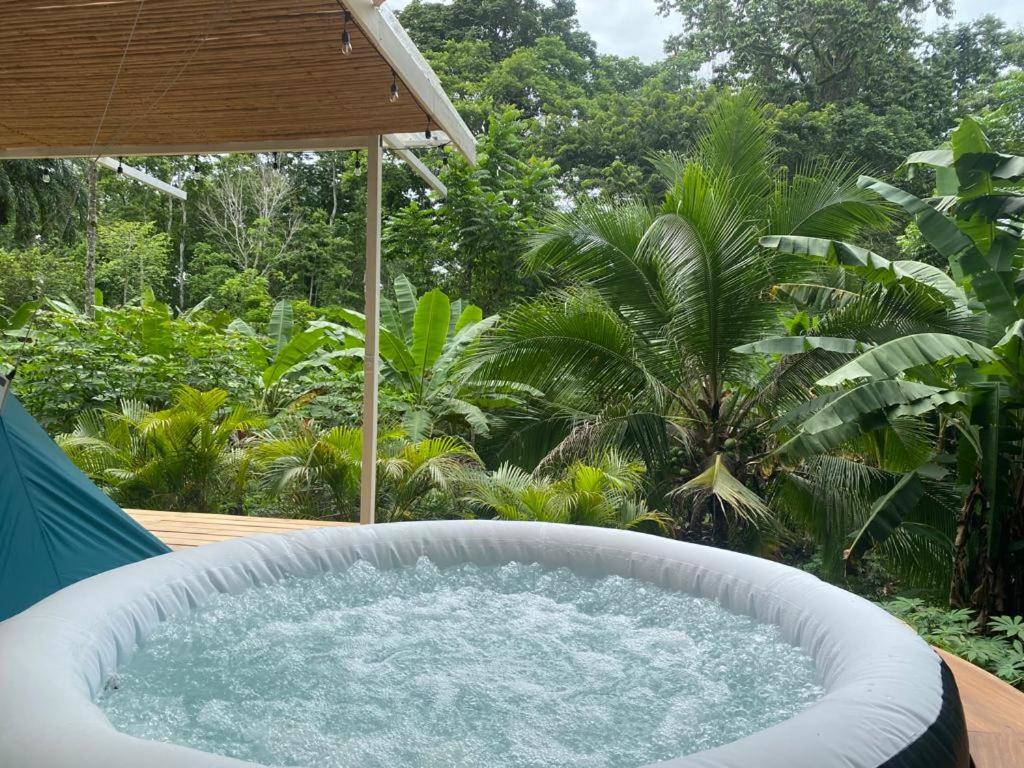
(476, 91, 893, 546)
(59, 387, 263, 513)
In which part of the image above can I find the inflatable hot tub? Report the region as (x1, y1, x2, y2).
(0, 521, 969, 768)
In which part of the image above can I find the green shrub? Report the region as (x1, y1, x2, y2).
(883, 597, 1024, 689)
(0, 302, 263, 431)
(59, 387, 263, 513)
(0, 246, 81, 309)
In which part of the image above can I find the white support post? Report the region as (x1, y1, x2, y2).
(360, 136, 384, 526)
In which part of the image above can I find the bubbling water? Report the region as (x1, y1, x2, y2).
(99, 558, 824, 768)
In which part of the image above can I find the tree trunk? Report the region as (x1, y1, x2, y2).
(329, 154, 339, 227)
(177, 202, 187, 308)
(84, 160, 98, 318)
(950, 475, 1001, 624)
(950, 480, 977, 609)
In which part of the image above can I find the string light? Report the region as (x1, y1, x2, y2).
(272, 152, 280, 171)
(341, 10, 353, 55)
(426, 117, 432, 141)
(41, 167, 51, 183)
(116, 157, 124, 174)
(389, 70, 400, 103)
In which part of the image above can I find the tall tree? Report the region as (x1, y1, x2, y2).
(477, 93, 892, 546)
(199, 159, 301, 276)
(657, 0, 951, 105)
(399, 0, 595, 62)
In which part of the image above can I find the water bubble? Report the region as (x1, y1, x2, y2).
(99, 560, 824, 768)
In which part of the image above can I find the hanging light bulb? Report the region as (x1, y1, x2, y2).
(116, 158, 124, 174)
(272, 152, 280, 171)
(193, 156, 202, 174)
(389, 70, 400, 103)
(341, 10, 353, 55)
(425, 118, 432, 141)
(41, 167, 51, 183)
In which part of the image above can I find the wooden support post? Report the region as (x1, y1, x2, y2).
(360, 137, 383, 526)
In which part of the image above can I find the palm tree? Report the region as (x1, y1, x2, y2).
(476, 92, 892, 546)
(251, 423, 482, 522)
(377, 434, 483, 521)
(250, 422, 365, 519)
(60, 387, 263, 513)
(464, 451, 672, 533)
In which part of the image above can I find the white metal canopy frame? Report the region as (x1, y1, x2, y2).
(0, 0, 476, 524)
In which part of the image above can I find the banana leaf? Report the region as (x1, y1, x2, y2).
(818, 334, 998, 386)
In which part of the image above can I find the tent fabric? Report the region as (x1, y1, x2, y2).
(0, 521, 968, 768)
(0, 392, 170, 621)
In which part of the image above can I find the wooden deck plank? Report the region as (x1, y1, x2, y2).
(936, 649, 1024, 768)
(127, 508, 353, 550)
(129, 520, 341, 536)
(127, 509, 345, 528)
(127, 509, 1024, 768)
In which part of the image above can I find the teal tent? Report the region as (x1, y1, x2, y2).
(0, 383, 170, 621)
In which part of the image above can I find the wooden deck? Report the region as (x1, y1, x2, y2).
(128, 509, 1024, 767)
(126, 509, 353, 550)
(936, 649, 1024, 768)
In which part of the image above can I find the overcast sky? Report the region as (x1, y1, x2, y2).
(392, 0, 1024, 64)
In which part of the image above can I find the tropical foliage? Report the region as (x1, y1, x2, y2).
(762, 119, 1024, 619)
(249, 422, 483, 521)
(59, 387, 263, 513)
(885, 597, 1024, 689)
(328, 276, 505, 440)
(465, 452, 671, 533)
(477, 92, 892, 548)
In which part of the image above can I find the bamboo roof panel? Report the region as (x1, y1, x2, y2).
(0, 0, 468, 158)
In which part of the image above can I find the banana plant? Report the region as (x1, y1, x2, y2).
(331, 275, 510, 440)
(760, 118, 1024, 618)
(0, 299, 41, 340)
(228, 299, 349, 412)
